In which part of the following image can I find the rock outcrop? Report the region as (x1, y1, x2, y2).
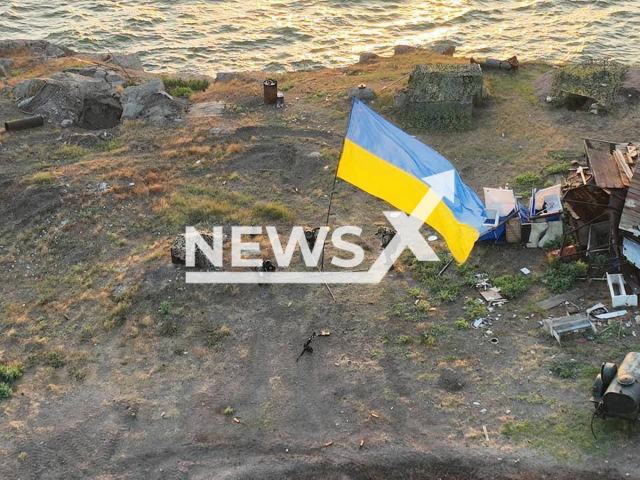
(0, 40, 73, 58)
(121, 78, 187, 123)
(88, 52, 145, 71)
(358, 52, 380, 64)
(14, 72, 121, 128)
(13, 72, 185, 128)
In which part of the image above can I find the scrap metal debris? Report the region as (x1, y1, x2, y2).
(296, 331, 317, 362)
(542, 313, 597, 343)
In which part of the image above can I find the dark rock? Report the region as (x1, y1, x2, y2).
(427, 40, 456, 56)
(0, 58, 13, 77)
(394, 45, 419, 55)
(358, 52, 380, 64)
(348, 85, 375, 100)
(215, 72, 245, 83)
(620, 67, 640, 104)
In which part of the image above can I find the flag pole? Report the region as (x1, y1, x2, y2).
(320, 98, 355, 271)
(320, 148, 341, 271)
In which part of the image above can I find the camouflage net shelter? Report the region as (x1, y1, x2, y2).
(399, 63, 483, 130)
(551, 62, 628, 109)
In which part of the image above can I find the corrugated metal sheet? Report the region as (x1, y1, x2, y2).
(619, 166, 640, 237)
(584, 138, 628, 189)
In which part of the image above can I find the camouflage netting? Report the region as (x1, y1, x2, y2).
(400, 63, 483, 131)
(551, 62, 628, 107)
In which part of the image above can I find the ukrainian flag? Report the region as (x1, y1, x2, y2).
(337, 99, 487, 264)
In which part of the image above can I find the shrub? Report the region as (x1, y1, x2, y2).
(223, 406, 234, 415)
(44, 350, 66, 368)
(550, 361, 581, 379)
(98, 139, 125, 152)
(543, 162, 571, 175)
(455, 318, 471, 330)
(542, 260, 588, 293)
(415, 299, 432, 313)
(493, 274, 531, 300)
(514, 172, 542, 190)
(170, 86, 193, 98)
(464, 298, 486, 320)
(420, 325, 450, 346)
(408, 287, 422, 298)
(202, 325, 231, 348)
(159, 301, 172, 317)
(0, 365, 23, 383)
(409, 257, 463, 303)
(162, 77, 210, 97)
(0, 382, 12, 399)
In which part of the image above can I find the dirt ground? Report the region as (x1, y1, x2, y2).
(0, 50, 639, 479)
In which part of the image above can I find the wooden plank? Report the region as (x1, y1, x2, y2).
(538, 289, 582, 310)
(614, 149, 633, 183)
(584, 138, 626, 189)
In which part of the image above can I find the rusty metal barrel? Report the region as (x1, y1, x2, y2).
(263, 79, 278, 105)
(4, 115, 45, 132)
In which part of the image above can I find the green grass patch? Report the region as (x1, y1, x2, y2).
(408, 255, 476, 304)
(201, 325, 231, 348)
(251, 201, 295, 223)
(421, 325, 450, 347)
(54, 145, 86, 160)
(549, 360, 599, 381)
(163, 185, 256, 226)
(280, 81, 295, 91)
(501, 410, 632, 460)
(21, 171, 56, 185)
(97, 138, 125, 152)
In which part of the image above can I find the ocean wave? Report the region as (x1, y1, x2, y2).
(1, 0, 639, 74)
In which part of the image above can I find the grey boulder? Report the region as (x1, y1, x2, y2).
(121, 79, 186, 123)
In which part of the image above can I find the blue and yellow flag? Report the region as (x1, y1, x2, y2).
(337, 99, 486, 263)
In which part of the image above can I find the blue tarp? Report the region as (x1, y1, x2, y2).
(478, 203, 529, 244)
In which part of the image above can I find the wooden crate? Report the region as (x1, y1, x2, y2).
(505, 216, 522, 244)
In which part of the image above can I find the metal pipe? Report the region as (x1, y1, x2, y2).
(4, 115, 44, 132)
